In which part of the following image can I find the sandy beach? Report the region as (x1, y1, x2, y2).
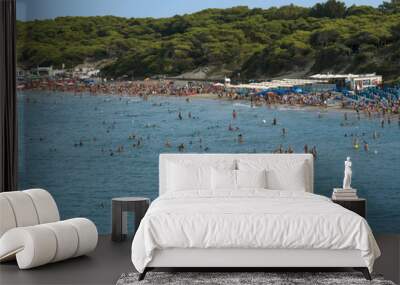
(18, 79, 400, 117)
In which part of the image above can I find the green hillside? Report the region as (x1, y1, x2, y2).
(16, 0, 400, 82)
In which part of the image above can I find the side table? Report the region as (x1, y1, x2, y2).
(332, 198, 366, 218)
(111, 197, 150, 242)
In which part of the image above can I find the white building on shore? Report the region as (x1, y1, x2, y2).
(73, 66, 100, 79)
(310, 73, 382, 91)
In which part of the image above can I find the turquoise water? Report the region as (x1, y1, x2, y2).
(18, 91, 400, 234)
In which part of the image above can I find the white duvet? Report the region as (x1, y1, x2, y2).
(131, 190, 380, 273)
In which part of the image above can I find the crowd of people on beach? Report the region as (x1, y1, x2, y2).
(21, 79, 228, 98)
(20, 78, 400, 117)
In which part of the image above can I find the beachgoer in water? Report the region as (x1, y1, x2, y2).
(353, 137, 360, 149)
(238, 134, 243, 144)
(304, 144, 308, 153)
(232, 109, 237, 119)
(311, 146, 317, 159)
(381, 119, 384, 128)
(344, 113, 348, 121)
(178, 143, 185, 152)
(364, 142, 369, 152)
(188, 112, 192, 119)
(228, 124, 234, 131)
(282, 128, 287, 136)
(288, 145, 294, 153)
(272, 117, 277, 126)
(165, 140, 171, 148)
(178, 112, 183, 120)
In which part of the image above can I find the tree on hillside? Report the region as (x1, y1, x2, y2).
(391, 22, 400, 40)
(310, 0, 347, 18)
(346, 5, 378, 16)
(310, 29, 341, 47)
(379, 0, 400, 13)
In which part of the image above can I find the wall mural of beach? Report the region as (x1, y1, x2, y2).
(16, 0, 400, 234)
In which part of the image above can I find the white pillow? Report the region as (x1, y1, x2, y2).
(236, 169, 267, 189)
(266, 162, 307, 191)
(211, 168, 237, 191)
(167, 162, 211, 191)
(238, 159, 309, 192)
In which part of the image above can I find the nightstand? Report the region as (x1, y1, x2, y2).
(111, 197, 150, 242)
(332, 198, 366, 218)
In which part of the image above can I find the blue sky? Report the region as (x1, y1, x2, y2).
(17, 0, 383, 21)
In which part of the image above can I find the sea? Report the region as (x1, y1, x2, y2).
(17, 91, 400, 234)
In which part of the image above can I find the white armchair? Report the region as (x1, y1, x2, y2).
(0, 189, 98, 269)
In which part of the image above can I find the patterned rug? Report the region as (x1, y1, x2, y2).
(116, 271, 396, 285)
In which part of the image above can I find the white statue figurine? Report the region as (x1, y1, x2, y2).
(342, 157, 352, 190)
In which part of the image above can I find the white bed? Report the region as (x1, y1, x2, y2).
(131, 154, 380, 280)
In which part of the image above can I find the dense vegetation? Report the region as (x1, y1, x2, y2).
(16, 0, 400, 82)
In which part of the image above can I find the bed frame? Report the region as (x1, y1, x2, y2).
(139, 154, 372, 281)
(140, 248, 370, 280)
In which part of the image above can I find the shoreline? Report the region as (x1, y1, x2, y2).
(19, 89, 398, 118)
(18, 79, 400, 117)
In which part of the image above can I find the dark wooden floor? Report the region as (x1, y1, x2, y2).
(0, 235, 399, 285)
(0, 236, 133, 285)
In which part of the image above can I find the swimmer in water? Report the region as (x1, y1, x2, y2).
(178, 112, 183, 120)
(165, 140, 171, 148)
(282, 128, 287, 136)
(188, 112, 192, 119)
(178, 143, 185, 152)
(311, 146, 317, 159)
(272, 117, 277, 126)
(353, 141, 360, 149)
(232, 109, 237, 119)
(238, 134, 244, 144)
(364, 141, 369, 152)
